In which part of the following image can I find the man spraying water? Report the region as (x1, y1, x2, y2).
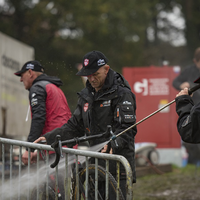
(35, 50, 137, 199)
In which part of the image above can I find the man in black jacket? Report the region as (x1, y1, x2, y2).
(36, 50, 137, 198)
(175, 78, 200, 143)
(173, 47, 200, 164)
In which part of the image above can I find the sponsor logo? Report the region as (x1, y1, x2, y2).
(32, 93, 36, 98)
(26, 63, 34, 70)
(134, 79, 148, 96)
(31, 98, 37, 102)
(31, 101, 38, 106)
(84, 59, 89, 66)
(31, 98, 38, 107)
(97, 59, 105, 66)
(122, 101, 132, 105)
(100, 100, 111, 107)
(124, 115, 134, 119)
(84, 103, 89, 112)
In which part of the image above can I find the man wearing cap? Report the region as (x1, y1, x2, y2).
(173, 47, 200, 105)
(36, 51, 137, 198)
(14, 61, 72, 164)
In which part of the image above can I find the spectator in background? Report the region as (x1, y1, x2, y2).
(173, 47, 200, 105)
(173, 47, 200, 165)
(14, 60, 72, 165)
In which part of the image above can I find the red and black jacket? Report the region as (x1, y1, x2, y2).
(28, 74, 71, 146)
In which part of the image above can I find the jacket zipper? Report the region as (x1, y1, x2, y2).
(96, 89, 116, 100)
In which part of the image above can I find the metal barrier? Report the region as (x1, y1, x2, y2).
(0, 137, 133, 200)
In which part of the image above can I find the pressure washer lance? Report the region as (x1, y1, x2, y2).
(109, 83, 200, 142)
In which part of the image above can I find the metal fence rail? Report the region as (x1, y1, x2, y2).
(0, 137, 133, 200)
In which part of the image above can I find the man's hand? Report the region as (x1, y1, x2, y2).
(34, 137, 46, 144)
(110, 137, 124, 154)
(101, 144, 113, 154)
(180, 82, 190, 90)
(22, 150, 36, 165)
(176, 87, 189, 97)
(31, 151, 38, 163)
(101, 137, 125, 154)
(22, 137, 47, 165)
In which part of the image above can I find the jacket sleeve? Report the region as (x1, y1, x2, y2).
(28, 85, 46, 143)
(175, 95, 200, 143)
(112, 89, 137, 151)
(44, 99, 85, 145)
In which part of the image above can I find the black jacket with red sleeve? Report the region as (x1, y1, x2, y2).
(28, 74, 71, 144)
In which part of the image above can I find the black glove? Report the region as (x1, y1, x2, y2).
(44, 127, 63, 145)
(110, 137, 125, 154)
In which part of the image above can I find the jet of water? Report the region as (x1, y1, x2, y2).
(0, 141, 109, 199)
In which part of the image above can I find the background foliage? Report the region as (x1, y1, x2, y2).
(0, 0, 200, 111)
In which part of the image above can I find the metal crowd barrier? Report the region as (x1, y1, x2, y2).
(0, 137, 133, 200)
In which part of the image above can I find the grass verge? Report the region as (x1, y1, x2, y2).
(132, 164, 200, 200)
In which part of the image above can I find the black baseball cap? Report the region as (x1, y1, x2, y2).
(76, 51, 108, 76)
(14, 61, 44, 76)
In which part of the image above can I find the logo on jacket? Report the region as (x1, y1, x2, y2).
(123, 101, 132, 105)
(84, 103, 89, 112)
(100, 100, 111, 107)
(84, 59, 89, 66)
(31, 98, 38, 107)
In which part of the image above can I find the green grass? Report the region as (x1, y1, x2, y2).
(132, 164, 200, 200)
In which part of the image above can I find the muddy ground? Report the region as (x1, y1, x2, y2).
(132, 164, 200, 200)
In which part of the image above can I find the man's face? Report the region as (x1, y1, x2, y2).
(87, 65, 110, 91)
(20, 70, 33, 90)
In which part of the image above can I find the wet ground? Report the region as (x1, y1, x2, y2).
(132, 164, 200, 200)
